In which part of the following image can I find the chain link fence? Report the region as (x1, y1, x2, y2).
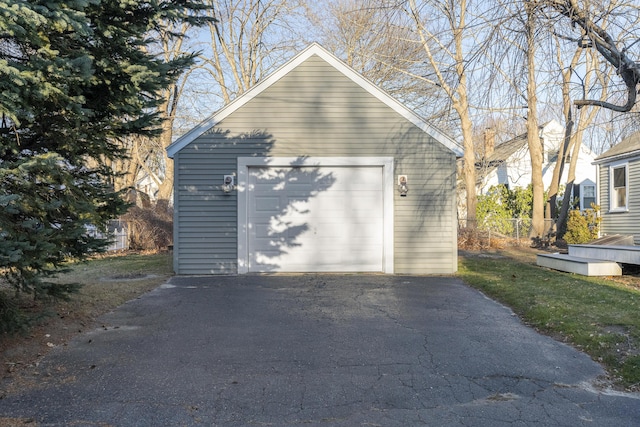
(458, 218, 555, 248)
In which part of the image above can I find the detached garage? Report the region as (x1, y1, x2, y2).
(167, 43, 462, 275)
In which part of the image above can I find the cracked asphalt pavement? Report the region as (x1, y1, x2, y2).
(1, 275, 639, 426)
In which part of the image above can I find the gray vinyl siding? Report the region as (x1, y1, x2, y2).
(598, 159, 640, 244)
(174, 54, 457, 274)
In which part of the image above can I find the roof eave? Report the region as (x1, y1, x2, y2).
(593, 150, 640, 165)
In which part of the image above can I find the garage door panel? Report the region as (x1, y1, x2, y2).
(252, 167, 378, 190)
(253, 196, 281, 212)
(252, 224, 309, 241)
(282, 193, 382, 215)
(252, 225, 382, 242)
(247, 165, 384, 272)
(253, 222, 276, 239)
(253, 247, 383, 272)
(251, 213, 382, 237)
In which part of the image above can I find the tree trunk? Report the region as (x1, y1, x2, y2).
(149, 93, 175, 213)
(526, 2, 545, 239)
(459, 100, 477, 230)
(546, 110, 573, 221)
(407, 0, 477, 229)
(455, 0, 477, 230)
(557, 121, 587, 237)
(155, 112, 175, 206)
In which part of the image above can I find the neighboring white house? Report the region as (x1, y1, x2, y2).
(476, 120, 597, 210)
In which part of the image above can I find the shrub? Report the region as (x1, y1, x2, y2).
(476, 184, 540, 237)
(122, 204, 173, 251)
(564, 207, 600, 244)
(476, 185, 514, 235)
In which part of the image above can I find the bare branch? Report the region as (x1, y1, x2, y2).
(542, 0, 640, 111)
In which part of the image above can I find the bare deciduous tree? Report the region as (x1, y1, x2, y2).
(114, 1, 305, 206)
(542, 0, 640, 112)
(155, 24, 193, 207)
(303, 0, 444, 119)
(202, 0, 305, 104)
(545, 3, 619, 235)
(110, 21, 197, 208)
(545, 36, 584, 223)
(406, 0, 480, 228)
(523, 1, 546, 238)
(106, 18, 200, 209)
(485, 0, 566, 239)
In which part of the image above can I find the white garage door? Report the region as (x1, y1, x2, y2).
(244, 164, 385, 272)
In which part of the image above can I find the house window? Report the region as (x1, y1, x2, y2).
(611, 164, 628, 211)
(546, 150, 569, 164)
(582, 185, 595, 210)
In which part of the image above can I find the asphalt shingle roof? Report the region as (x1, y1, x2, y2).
(595, 131, 640, 161)
(485, 134, 528, 164)
(475, 130, 531, 183)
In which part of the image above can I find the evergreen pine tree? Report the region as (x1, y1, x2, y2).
(0, 0, 211, 298)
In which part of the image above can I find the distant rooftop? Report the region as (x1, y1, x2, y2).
(595, 132, 640, 162)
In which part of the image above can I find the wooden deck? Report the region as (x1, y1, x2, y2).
(568, 244, 640, 265)
(536, 235, 638, 276)
(536, 253, 622, 276)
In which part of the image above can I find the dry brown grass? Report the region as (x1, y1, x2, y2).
(457, 228, 531, 251)
(0, 252, 173, 400)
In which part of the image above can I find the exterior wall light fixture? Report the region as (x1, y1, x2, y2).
(222, 174, 236, 193)
(398, 175, 408, 197)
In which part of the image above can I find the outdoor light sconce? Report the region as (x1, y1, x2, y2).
(398, 175, 408, 197)
(222, 174, 235, 194)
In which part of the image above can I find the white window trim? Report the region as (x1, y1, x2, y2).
(581, 185, 596, 211)
(609, 162, 629, 213)
(237, 157, 395, 274)
(578, 180, 596, 211)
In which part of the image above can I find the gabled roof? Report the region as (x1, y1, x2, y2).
(475, 136, 525, 185)
(475, 120, 565, 184)
(594, 131, 640, 163)
(477, 120, 560, 164)
(167, 43, 462, 158)
(475, 123, 542, 182)
(483, 133, 527, 166)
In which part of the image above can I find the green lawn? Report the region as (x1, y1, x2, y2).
(458, 249, 640, 391)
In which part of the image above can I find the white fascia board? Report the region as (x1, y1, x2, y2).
(168, 45, 320, 158)
(593, 151, 640, 165)
(167, 43, 462, 158)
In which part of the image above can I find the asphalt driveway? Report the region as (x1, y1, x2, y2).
(1, 274, 639, 426)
